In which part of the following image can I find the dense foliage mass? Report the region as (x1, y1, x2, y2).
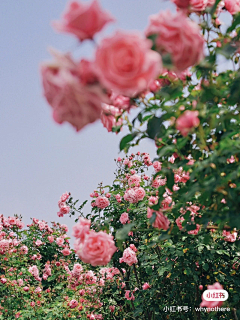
(68, 153, 240, 319)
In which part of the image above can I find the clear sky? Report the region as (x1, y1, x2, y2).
(0, 0, 174, 233)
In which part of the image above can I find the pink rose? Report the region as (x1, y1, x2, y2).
(60, 192, 70, 202)
(69, 299, 78, 309)
(38, 221, 46, 231)
(78, 59, 98, 85)
(119, 247, 138, 266)
(95, 31, 162, 97)
(125, 290, 135, 301)
(153, 161, 162, 172)
(35, 240, 43, 247)
(152, 176, 167, 188)
(109, 306, 115, 312)
(190, 0, 208, 12)
(222, 230, 237, 242)
(200, 282, 223, 309)
(72, 217, 91, 242)
(225, 0, 240, 15)
(207, 0, 216, 6)
(142, 282, 151, 290)
(76, 231, 117, 266)
(135, 187, 145, 201)
(176, 110, 200, 136)
(128, 175, 141, 187)
(111, 93, 132, 111)
(101, 104, 123, 133)
(129, 244, 137, 252)
(56, 237, 65, 246)
(48, 236, 54, 243)
(124, 189, 138, 204)
(62, 247, 71, 256)
(72, 263, 83, 277)
(172, 0, 190, 9)
(147, 208, 170, 230)
(20, 245, 28, 254)
(119, 212, 129, 224)
(41, 49, 108, 132)
(8, 217, 16, 225)
(145, 11, 205, 72)
(52, 0, 114, 41)
(188, 224, 201, 235)
(176, 216, 185, 230)
(95, 196, 110, 209)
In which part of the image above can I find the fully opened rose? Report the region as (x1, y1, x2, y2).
(145, 10, 205, 72)
(41, 49, 108, 132)
(95, 31, 162, 97)
(76, 230, 117, 266)
(52, 0, 114, 41)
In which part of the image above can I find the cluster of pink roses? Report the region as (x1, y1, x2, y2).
(123, 187, 146, 203)
(41, 0, 206, 133)
(172, 0, 240, 15)
(73, 217, 116, 266)
(57, 192, 70, 217)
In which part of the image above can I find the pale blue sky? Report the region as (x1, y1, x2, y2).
(0, 0, 174, 232)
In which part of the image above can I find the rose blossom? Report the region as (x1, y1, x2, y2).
(56, 237, 64, 246)
(190, 0, 208, 12)
(35, 286, 42, 294)
(119, 247, 138, 266)
(147, 208, 170, 230)
(48, 236, 54, 243)
(125, 290, 135, 301)
(52, 0, 114, 41)
(176, 110, 200, 136)
(72, 263, 83, 277)
(142, 282, 151, 290)
(62, 247, 71, 256)
(145, 10, 204, 72)
(200, 282, 223, 309)
(76, 231, 117, 266)
(128, 174, 141, 187)
(109, 306, 115, 312)
(172, 0, 190, 8)
(95, 31, 162, 97)
(41, 49, 108, 132)
(124, 189, 138, 203)
(119, 212, 129, 224)
(69, 299, 78, 309)
(225, 0, 240, 15)
(188, 224, 201, 235)
(72, 217, 91, 242)
(222, 230, 237, 242)
(95, 196, 110, 209)
(35, 240, 43, 247)
(153, 161, 162, 172)
(135, 187, 146, 201)
(176, 216, 185, 230)
(101, 104, 122, 133)
(20, 245, 28, 254)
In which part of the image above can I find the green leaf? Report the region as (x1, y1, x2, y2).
(149, 211, 156, 225)
(116, 222, 135, 241)
(119, 133, 138, 151)
(146, 116, 163, 139)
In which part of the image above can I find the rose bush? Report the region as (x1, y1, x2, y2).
(65, 152, 240, 319)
